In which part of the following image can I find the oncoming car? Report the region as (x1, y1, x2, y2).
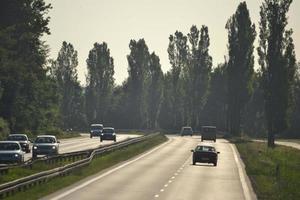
(181, 127, 193, 136)
(90, 124, 103, 138)
(32, 135, 60, 159)
(100, 127, 116, 142)
(191, 144, 220, 166)
(0, 141, 24, 164)
(7, 134, 31, 153)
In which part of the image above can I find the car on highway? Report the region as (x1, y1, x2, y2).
(100, 127, 116, 142)
(191, 144, 220, 166)
(90, 124, 104, 138)
(32, 135, 60, 159)
(0, 141, 25, 164)
(181, 126, 193, 136)
(201, 126, 217, 142)
(6, 134, 31, 153)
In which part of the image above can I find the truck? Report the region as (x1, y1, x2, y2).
(201, 126, 217, 142)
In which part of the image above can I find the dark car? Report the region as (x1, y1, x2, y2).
(201, 126, 217, 142)
(191, 144, 220, 166)
(32, 135, 60, 159)
(100, 127, 116, 142)
(181, 127, 193, 136)
(0, 141, 25, 164)
(90, 124, 104, 138)
(7, 134, 31, 153)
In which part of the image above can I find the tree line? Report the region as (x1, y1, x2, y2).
(0, 0, 299, 146)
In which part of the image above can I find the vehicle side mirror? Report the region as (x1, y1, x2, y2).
(217, 152, 220, 154)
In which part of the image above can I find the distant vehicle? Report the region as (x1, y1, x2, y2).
(90, 124, 104, 138)
(181, 127, 193, 136)
(201, 126, 217, 142)
(100, 127, 116, 142)
(191, 144, 220, 166)
(32, 135, 60, 159)
(0, 141, 24, 164)
(7, 134, 31, 153)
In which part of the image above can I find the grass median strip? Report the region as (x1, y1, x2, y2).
(234, 140, 300, 200)
(5, 133, 167, 200)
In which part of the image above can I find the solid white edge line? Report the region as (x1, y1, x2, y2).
(230, 143, 257, 200)
(49, 137, 172, 200)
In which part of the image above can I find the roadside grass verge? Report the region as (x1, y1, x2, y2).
(0, 159, 78, 185)
(277, 139, 300, 144)
(235, 141, 300, 200)
(5, 134, 167, 200)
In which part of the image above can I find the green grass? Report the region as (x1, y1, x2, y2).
(4, 134, 167, 200)
(0, 159, 78, 185)
(235, 141, 300, 200)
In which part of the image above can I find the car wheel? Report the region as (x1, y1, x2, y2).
(32, 153, 37, 159)
(192, 161, 196, 165)
(90, 135, 92, 138)
(100, 139, 103, 142)
(213, 162, 217, 166)
(114, 137, 116, 142)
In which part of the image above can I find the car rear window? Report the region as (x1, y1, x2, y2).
(183, 127, 192, 131)
(91, 125, 103, 130)
(195, 146, 215, 152)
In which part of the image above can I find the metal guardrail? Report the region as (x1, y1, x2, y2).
(0, 133, 160, 199)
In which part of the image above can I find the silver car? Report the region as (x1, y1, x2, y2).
(0, 141, 25, 164)
(7, 134, 31, 153)
(32, 135, 60, 159)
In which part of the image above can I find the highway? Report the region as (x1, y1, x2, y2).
(42, 136, 257, 200)
(24, 134, 138, 161)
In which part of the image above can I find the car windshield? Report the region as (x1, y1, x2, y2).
(7, 135, 27, 141)
(102, 129, 114, 133)
(0, 143, 20, 151)
(91, 125, 103, 130)
(35, 137, 56, 143)
(195, 146, 215, 152)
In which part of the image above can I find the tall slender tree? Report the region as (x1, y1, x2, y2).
(126, 39, 150, 128)
(147, 52, 164, 129)
(85, 42, 115, 124)
(187, 25, 212, 129)
(51, 41, 85, 130)
(168, 31, 188, 128)
(257, 0, 296, 147)
(226, 2, 256, 136)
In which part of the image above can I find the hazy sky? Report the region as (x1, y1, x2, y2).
(43, 0, 300, 85)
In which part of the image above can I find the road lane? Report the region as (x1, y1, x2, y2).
(24, 134, 138, 161)
(43, 136, 256, 200)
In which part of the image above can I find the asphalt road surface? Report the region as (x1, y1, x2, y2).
(24, 134, 139, 161)
(43, 136, 256, 200)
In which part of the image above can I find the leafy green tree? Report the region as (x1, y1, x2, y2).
(168, 31, 188, 128)
(257, 0, 296, 146)
(226, 2, 256, 136)
(147, 53, 164, 129)
(187, 25, 212, 129)
(201, 64, 228, 131)
(86, 42, 115, 124)
(0, 0, 58, 132)
(126, 39, 150, 128)
(51, 41, 86, 130)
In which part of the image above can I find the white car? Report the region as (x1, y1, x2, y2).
(0, 141, 25, 164)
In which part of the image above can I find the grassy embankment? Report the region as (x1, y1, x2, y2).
(234, 140, 300, 200)
(4, 133, 167, 200)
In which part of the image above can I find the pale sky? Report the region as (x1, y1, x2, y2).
(43, 0, 300, 85)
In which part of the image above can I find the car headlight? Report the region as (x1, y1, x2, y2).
(33, 146, 37, 149)
(52, 146, 56, 149)
(14, 154, 19, 157)
(101, 133, 104, 136)
(112, 133, 116, 135)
